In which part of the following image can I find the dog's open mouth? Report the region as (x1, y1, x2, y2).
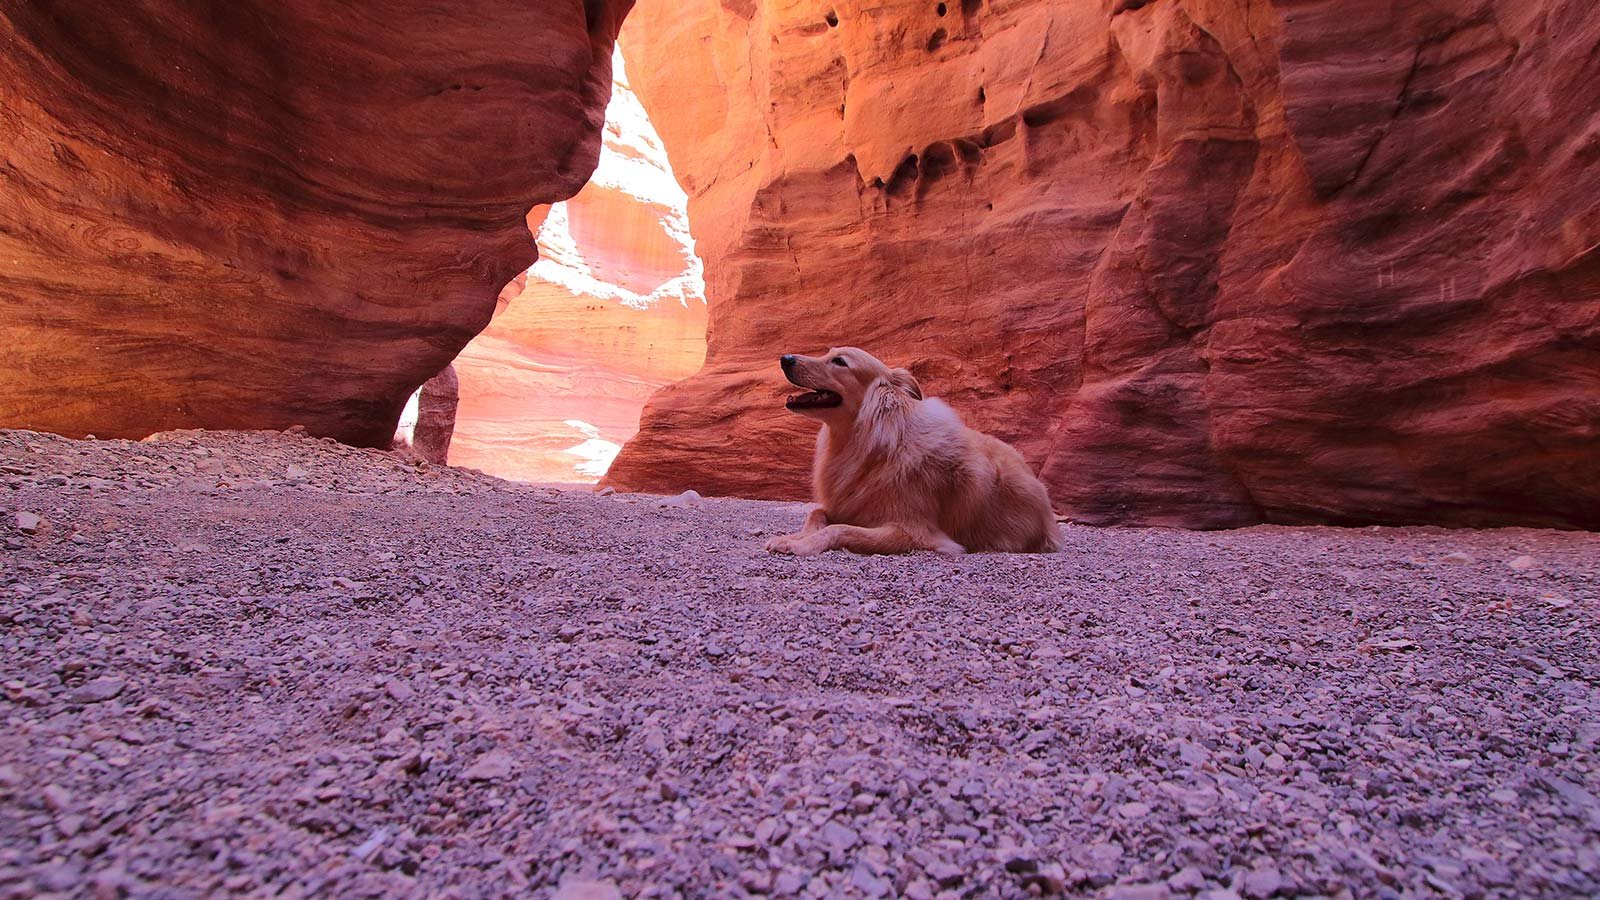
(785, 389, 842, 410)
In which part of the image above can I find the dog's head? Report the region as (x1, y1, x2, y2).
(778, 347, 922, 422)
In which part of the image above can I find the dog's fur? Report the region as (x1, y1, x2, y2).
(765, 347, 1063, 556)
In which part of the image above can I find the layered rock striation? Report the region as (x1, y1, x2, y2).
(450, 49, 708, 483)
(0, 0, 632, 446)
(605, 0, 1600, 528)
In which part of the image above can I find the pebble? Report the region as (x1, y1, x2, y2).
(68, 677, 127, 704)
(462, 751, 515, 781)
(13, 511, 41, 533)
(1241, 865, 1286, 898)
(551, 879, 623, 900)
(821, 820, 860, 853)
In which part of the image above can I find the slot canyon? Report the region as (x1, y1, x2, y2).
(603, 0, 1600, 529)
(446, 50, 707, 485)
(2, 0, 1596, 527)
(2, 2, 1599, 897)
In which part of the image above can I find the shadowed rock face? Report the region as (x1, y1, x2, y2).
(0, 0, 633, 446)
(605, 0, 1600, 528)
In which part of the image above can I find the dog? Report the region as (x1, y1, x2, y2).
(764, 347, 1063, 556)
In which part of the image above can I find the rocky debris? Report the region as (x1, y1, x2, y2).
(0, 428, 1596, 897)
(12, 511, 40, 534)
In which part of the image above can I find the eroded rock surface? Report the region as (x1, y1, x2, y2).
(450, 52, 707, 483)
(409, 365, 460, 466)
(0, 0, 632, 446)
(605, 0, 1600, 528)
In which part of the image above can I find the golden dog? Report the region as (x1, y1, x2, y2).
(765, 347, 1063, 556)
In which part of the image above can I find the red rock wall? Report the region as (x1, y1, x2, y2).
(449, 51, 708, 483)
(605, 0, 1600, 529)
(0, 0, 632, 446)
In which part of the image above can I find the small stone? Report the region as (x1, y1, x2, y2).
(1177, 741, 1210, 767)
(1116, 801, 1151, 818)
(551, 879, 622, 900)
(42, 783, 72, 813)
(850, 863, 891, 897)
(462, 751, 514, 781)
(1241, 865, 1286, 898)
(1087, 842, 1125, 866)
(69, 678, 127, 704)
(285, 464, 309, 482)
(1168, 866, 1207, 892)
(927, 861, 965, 888)
(597, 486, 616, 496)
(1107, 885, 1171, 900)
(1507, 555, 1535, 570)
(1440, 552, 1473, 564)
(33, 862, 83, 893)
(821, 820, 860, 853)
(351, 827, 390, 862)
(13, 511, 40, 534)
(1490, 789, 1518, 804)
(738, 869, 772, 893)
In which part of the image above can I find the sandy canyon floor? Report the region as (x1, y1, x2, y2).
(0, 429, 1596, 899)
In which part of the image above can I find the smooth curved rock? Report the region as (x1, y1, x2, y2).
(0, 0, 633, 446)
(605, 0, 1600, 529)
(450, 52, 707, 483)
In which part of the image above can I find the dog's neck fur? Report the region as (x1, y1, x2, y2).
(815, 377, 960, 517)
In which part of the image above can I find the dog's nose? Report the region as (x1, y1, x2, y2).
(780, 354, 797, 371)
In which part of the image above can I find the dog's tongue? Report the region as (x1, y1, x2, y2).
(786, 390, 841, 410)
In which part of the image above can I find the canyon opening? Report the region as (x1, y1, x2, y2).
(0, 1, 1597, 897)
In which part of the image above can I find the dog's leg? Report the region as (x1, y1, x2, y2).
(799, 506, 829, 534)
(763, 506, 831, 553)
(769, 523, 965, 557)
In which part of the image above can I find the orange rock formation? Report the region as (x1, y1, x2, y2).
(0, 1, 632, 445)
(449, 50, 707, 483)
(605, 0, 1600, 528)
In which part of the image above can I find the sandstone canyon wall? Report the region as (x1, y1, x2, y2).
(449, 51, 708, 483)
(605, 0, 1600, 528)
(0, 0, 632, 446)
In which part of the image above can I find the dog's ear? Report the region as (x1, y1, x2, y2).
(887, 368, 923, 400)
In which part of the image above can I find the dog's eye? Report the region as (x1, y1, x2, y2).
(831, 357, 848, 367)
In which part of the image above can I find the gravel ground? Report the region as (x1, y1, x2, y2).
(1, 428, 1597, 899)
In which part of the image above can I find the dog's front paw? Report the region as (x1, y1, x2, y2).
(932, 538, 967, 556)
(765, 533, 823, 556)
(765, 534, 803, 555)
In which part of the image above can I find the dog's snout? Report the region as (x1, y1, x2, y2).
(780, 354, 797, 372)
